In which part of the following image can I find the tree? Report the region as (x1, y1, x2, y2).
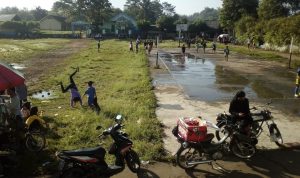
(162, 2, 176, 16)
(124, 0, 174, 23)
(258, 0, 293, 20)
(189, 7, 219, 21)
(137, 19, 151, 37)
(156, 15, 178, 32)
(31, 7, 48, 21)
(188, 18, 209, 34)
(52, 0, 112, 31)
(219, 0, 258, 31)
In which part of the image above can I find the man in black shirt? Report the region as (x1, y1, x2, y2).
(229, 90, 253, 135)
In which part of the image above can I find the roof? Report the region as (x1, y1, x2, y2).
(40, 15, 66, 23)
(0, 14, 21, 21)
(111, 13, 137, 28)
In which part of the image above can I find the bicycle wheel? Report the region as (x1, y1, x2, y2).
(269, 124, 283, 147)
(25, 132, 45, 152)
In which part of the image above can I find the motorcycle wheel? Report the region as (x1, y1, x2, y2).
(60, 167, 86, 178)
(176, 147, 203, 169)
(231, 141, 256, 159)
(215, 122, 226, 141)
(25, 131, 45, 152)
(269, 124, 283, 147)
(125, 150, 141, 173)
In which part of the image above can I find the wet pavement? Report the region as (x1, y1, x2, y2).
(154, 51, 300, 117)
(156, 53, 257, 101)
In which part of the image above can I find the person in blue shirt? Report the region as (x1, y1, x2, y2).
(83, 81, 100, 114)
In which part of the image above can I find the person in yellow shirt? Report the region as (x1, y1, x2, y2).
(295, 69, 300, 97)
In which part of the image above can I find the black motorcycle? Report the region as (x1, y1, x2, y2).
(215, 103, 283, 155)
(172, 120, 255, 169)
(56, 115, 141, 178)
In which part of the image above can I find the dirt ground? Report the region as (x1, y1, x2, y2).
(17, 40, 300, 178)
(22, 39, 89, 86)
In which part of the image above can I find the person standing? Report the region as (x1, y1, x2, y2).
(83, 81, 100, 114)
(129, 40, 133, 52)
(212, 41, 216, 53)
(97, 40, 100, 52)
(247, 37, 251, 49)
(295, 68, 300, 97)
(135, 38, 140, 53)
(181, 44, 186, 55)
(202, 40, 207, 53)
(15, 83, 27, 108)
(224, 45, 230, 61)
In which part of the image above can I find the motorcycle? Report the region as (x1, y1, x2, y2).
(215, 102, 283, 151)
(172, 117, 255, 169)
(56, 115, 141, 178)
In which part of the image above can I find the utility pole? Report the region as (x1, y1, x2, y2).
(288, 37, 294, 69)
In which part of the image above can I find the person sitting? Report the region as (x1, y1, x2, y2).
(25, 106, 46, 132)
(229, 90, 253, 136)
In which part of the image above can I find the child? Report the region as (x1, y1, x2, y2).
(295, 68, 300, 97)
(59, 68, 82, 108)
(224, 45, 230, 61)
(212, 42, 216, 53)
(129, 41, 133, 51)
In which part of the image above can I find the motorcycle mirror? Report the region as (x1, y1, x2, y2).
(115, 115, 123, 123)
(96, 126, 102, 130)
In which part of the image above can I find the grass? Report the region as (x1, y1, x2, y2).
(39, 30, 81, 35)
(0, 38, 70, 63)
(2, 39, 164, 176)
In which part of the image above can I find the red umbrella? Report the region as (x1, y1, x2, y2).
(0, 62, 25, 91)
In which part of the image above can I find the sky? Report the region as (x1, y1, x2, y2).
(0, 0, 222, 15)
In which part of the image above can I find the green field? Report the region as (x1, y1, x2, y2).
(1, 39, 164, 175)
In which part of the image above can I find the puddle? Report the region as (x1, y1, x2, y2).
(156, 54, 261, 101)
(31, 90, 57, 100)
(10, 63, 26, 70)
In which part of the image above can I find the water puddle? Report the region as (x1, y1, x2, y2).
(31, 90, 57, 100)
(156, 53, 261, 101)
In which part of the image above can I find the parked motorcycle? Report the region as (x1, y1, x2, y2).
(56, 115, 141, 178)
(172, 117, 255, 169)
(215, 102, 283, 147)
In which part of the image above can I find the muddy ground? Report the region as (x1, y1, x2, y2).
(16, 40, 300, 178)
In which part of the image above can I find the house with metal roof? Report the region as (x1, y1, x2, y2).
(0, 14, 21, 22)
(40, 15, 67, 31)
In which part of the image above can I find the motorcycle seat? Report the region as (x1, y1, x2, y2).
(63, 146, 106, 157)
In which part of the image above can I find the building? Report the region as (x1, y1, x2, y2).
(0, 14, 22, 37)
(40, 15, 66, 31)
(97, 13, 137, 37)
(0, 14, 21, 22)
